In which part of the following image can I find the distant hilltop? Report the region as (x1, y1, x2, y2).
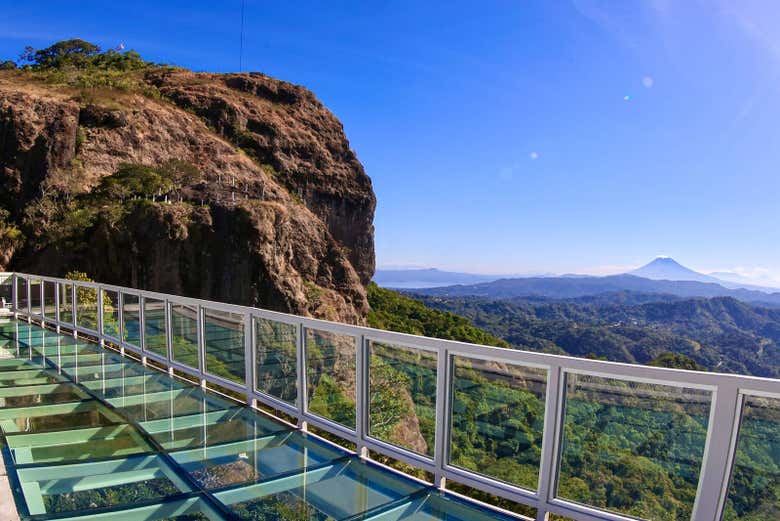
(375, 257, 780, 306)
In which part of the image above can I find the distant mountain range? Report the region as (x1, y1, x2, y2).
(376, 258, 780, 306)
(372, 268, 506, 288)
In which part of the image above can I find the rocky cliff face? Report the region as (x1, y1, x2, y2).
(0, 70, 376, 323)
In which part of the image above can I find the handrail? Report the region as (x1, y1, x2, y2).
(3, 271, 779, 521)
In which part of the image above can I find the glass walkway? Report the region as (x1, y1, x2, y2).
(0, 319, 514, 521)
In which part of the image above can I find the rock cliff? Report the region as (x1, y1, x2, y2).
(0, 65, 375, 323)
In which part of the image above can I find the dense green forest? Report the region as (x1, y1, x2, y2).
(413, 293, 780, 378)
(364, 285, 779, 520)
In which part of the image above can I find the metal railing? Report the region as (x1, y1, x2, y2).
(2, 271, 778, 521)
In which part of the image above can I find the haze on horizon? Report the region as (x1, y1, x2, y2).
(3, 1, 779, 281)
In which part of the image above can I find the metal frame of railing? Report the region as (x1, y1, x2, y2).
(1, 271, 778, 521)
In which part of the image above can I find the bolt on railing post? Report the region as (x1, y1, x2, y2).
(296, 323, 307, 430)
(243, 312, 255, 407)
(433, 347, 451, 489)
(691, 381, 741, 521)
(536, 365, 564, 521)
(355, 334, 368, 458)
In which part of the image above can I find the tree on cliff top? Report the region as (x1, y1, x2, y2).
(20, 39, 100, 68)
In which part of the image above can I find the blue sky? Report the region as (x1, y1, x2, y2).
(2, 1, 780, 282)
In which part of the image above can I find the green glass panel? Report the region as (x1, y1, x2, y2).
(171, 303, 199, 369)
(7, 424, 153, 464)
(254, 317, 298, 405)
(121, 293, 142, 347)
(59, 283, 73, 323)
(144, 297, 168, 356)
(29, 278, 42, 316)
(146, 407, 284, 451)
(1, 400, 121, 433)
(175, 431, 345, 490)
(723, 395, 780, 520)
(556, 373, 711, 521)
(449, 356, 547, 490)
(203, 308, 245, 384)
(17, 277, 28, 311)
(102, 289, 120, 338)
(42, 280, 56, 319)
(218, 459, 424, 521)
(305, 329, 356, 429)
(76, 284, 99, 331)
(368, 341, 437, 456)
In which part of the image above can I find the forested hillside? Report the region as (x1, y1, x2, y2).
(414, 294, 780, 377)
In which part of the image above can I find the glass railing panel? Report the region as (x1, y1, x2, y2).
(0, 275, 11, 308)
(16, 276, 28, 311)
(368, 340, 437, 456)
(122, 293, 141, 347)
(102, 289, 120, 338)
(144, 297, 167, 357)
(174, 431, 346, 490)
(59, 282, 73, 323)
(171, 303, 199, 369)
(29, 278, 42, 316)
(254, 316, 298, 405)
(556, 373, 712, 521)
(305, 328, 356, 429)
(722, 395, 780, 520)
(42, 280, 56, 319)
(449, 356, 547, 490)
(203, 308, 245, 384)
(14, 454, 191, 517)
(75, 284, 99, 331)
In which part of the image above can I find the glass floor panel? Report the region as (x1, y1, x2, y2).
(0, 399, 124, 433)
(0, 319, 520, 521)
(143, 407, 288, 451)
(173, 431, 348, 490)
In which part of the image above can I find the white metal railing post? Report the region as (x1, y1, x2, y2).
(197, 305, 206, 387)
(97, 286, 104, 345)
(165, 300, 174, 375)
(536, 365, 564, 521)
(26, 276, 31, 323)
(54, 281, 61, 333)
(118, 292, 125, 356)
(244, 312, 255, 407)
(11, 273, 17, 318)
(71, 282, 77, 334)
(692, 381, 741, 521)
(355, 334, 368, 457)
(139, 295, 147, 365)
(296, 323, 307, 429)
(433, 347, 451, 489)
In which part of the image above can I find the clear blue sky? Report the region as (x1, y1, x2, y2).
(3, 1, 780, 282)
